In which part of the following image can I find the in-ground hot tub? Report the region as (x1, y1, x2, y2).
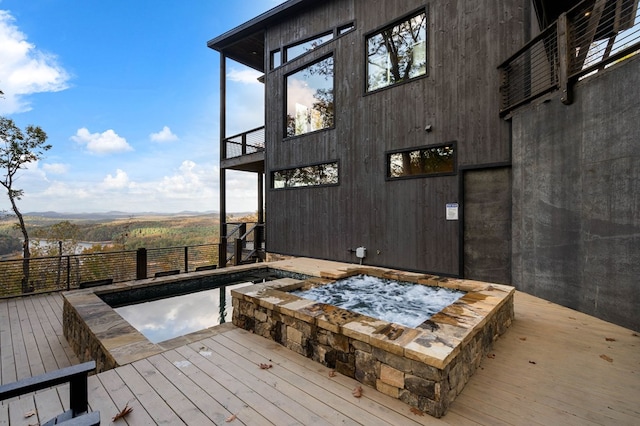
(231, 265, 514, 418)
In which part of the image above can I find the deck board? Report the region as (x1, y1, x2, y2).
(114, 364, 187, 425)
(93, 368, 157, 425)
(1, 275, 639, 425)
(161, 347, 269, 425)
(209, 333, 387, 426)
(85, 375, 120, 425)
(146, 352, 247, 425)
(33, 387, 64, 425)
(172, 344, 301, 425)
(212, 332, 364, 426)
(215, 329, 437, 425)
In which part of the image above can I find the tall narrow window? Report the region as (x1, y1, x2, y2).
(271, 49, 281, 69)
(367, 10, 427, 92)
(285, 56, 334, 138)
(387, 144, 455, 179)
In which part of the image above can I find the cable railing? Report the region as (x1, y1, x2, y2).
(499, 0, 639, 115)
(568, 0, 640, 76)
(0, 244, 220, 298)
(221, 221, 265, 266)
(223, 126, 265, 160)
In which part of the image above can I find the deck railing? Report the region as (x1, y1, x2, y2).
(220, 221, 265, 266)
(499, 0, 639, 115)
(223, 126, 265, 159)
(0, 243, 220, 298)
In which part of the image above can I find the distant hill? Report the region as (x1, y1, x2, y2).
(21, 211, 220, 220)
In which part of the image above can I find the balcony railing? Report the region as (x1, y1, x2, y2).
(223, 126, 265, 160)
(0, 244, 220, 298)
(499, 0, 639, 115)
(220, 221, 265, 266)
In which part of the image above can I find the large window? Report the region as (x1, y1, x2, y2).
(367, 10, 427, 92)
(387, 143, 455, 179)
(286, 56, 334, 138)
(272, 161, 339, 189)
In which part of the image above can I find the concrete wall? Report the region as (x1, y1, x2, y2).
(511, 56, 640, 331)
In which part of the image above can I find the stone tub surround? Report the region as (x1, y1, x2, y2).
(63, 263, 276, 372)
(231, 266, 515, 418)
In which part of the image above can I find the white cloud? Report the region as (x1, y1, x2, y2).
(149, 126, 178, 143)
(0, 10, 70, 114)
(227, 68, 263, 84)
(102, 169, 130, 189)
(286, 78, 317, 116)
(5, 159, 258, 214)
(41, 181, 90, 199)
(71, 128, 133, 155)
(42, 163, 68, 175)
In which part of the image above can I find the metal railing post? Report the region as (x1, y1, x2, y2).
(66, 256, 71, 291)
(557, 13, 572, 105)
(184, 246, 189, 272)
(234, 238, 243, 266)
(136, 248, 147, 280)
(239, 223, 247, 248)
(255, 224, 264, 252)
(219, 238, 227, 269)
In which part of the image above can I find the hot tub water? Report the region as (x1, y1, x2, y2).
(292, 274, 465, 328)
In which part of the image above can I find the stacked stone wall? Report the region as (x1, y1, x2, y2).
(232, 294, 514, 417)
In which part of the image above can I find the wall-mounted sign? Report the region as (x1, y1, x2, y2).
(446, 203, 459, 221)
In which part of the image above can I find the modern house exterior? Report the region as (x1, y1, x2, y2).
(208, 0, 640, 332)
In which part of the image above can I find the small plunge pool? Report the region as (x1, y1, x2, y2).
(114, 282, 253, 343)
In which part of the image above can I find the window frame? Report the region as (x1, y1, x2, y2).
(270, 49, 282, 70)
(270, 160, 340, 190)
(269, 22, 356, 71)
(337, 21, 356, 36)
(385, 141, 457, 181)
(283, 53, 336, 140)
(364, 7, 429, 94)
(283, 30, 334, 63)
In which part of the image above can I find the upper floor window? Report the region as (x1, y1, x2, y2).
(270, 49, 282, 70)
(338, 23, 355, 35)
(366, 10, 427, 92)
(285, 55, 334, 138)
(387, 143, 455, 179)
(285, 32, 334, 63)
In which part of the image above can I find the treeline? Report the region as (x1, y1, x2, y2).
(0, 234, 22, 255)
(0, 213, 226, 257)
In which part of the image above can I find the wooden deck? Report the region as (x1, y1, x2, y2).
(1, 290, 639, 425)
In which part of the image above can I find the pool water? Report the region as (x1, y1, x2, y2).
(115, 282, 253, 343)
(292, 274, 465, 328)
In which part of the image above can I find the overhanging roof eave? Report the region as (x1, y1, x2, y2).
(206, 0, 312, 52)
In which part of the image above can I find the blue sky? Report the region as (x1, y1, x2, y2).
(0, 0, 283, 213)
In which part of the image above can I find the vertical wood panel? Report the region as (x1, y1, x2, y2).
(264, 0, 528, 276)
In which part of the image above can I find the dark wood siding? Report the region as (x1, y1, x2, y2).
(264, 0, 528, 275)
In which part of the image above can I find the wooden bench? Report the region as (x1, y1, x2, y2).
(195, 264, 217, 271)
(0, 361, 100, 425)
(79, 278, 114, 289)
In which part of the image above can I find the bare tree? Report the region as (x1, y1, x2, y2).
(0, 117, 50, 292)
